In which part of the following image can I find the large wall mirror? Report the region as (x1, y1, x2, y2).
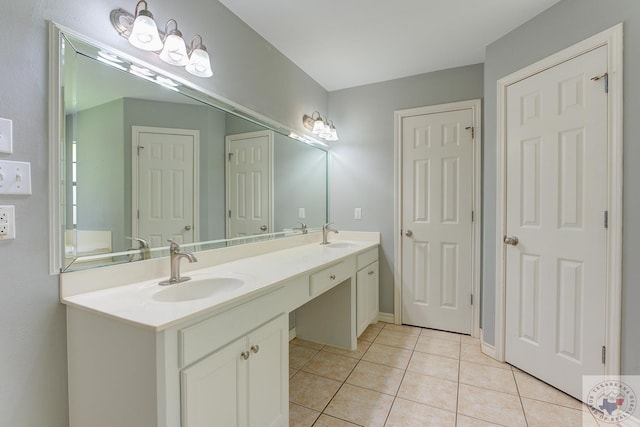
(50, 24, 328, 273)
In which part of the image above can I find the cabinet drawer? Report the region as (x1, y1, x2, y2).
(309, 259, 353, 297)
(357, 247, 378, 269)
(179, 287, 285, 368)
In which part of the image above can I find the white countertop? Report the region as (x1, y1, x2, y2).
(62, 240, 378, 331)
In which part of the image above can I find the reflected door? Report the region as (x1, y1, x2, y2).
(401, 107, 474, 334)
(226, 131, 273, 238)
(504, 46, 607, 400)
(132, 126, 199, 247)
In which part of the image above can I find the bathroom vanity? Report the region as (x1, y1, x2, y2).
(61, 233, 379, 427)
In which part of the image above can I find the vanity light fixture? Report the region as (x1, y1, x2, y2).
(127, 0, 163, 51)
(302, 112, 339, 142)
(159, 19, 189, 66)
(110, 3, 213, 78)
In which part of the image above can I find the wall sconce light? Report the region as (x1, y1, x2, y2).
(110, 1, 213, 78)
(303, 112, 339, 142)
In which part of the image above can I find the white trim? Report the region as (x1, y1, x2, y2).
(494, 24, 623, 376)
(225, 130, 275, 237)
(376, 312, 395, 324)
(289, 327, 296, 342)
(394, 99, 482, 337)
(480, 329, 497, 359)
(131, 126, 201, 243)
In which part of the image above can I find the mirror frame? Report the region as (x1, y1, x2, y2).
(48, 22, 329, 274)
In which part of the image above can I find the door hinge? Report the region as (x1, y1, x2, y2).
(602, 346, 606, 364)
(137, 145, 144, 156)
(470, 294, 473, 305)
(228, 152, 233, 161)
(228, 210, 231, 218)
(137, 209, 139, 220)
(604, 210, 608, 229)
(591, 72, 608, 93)
(471, 211, 475, 222)
(465, 126, 475, 139)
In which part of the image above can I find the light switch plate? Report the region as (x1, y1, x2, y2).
(0, 205, 16, 239)
(354, 207, 362, 220)
(298, 207, 305, 219)
(0, 118, 13, 154)
(0, 160, 32, 195)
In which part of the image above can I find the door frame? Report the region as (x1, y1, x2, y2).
(131, 125, 200, 243)
(225, 130, 275, 238)
(394, 99, 482, 337)
(494, 24, 623, 376)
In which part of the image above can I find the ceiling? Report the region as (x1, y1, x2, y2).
(219, 0, 562, 91)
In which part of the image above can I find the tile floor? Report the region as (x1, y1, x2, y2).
(289, 322, 605, 427)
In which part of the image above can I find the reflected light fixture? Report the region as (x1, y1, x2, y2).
(127, 0, 163, 51)
(186, 35, 213, 78)
(159, 19, 189, 66)
(302, 112, 339, 142)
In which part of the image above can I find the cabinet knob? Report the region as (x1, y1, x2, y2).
(330, 274, 336, 280)
(251, 345, 260, 354)
(368, 270, 374, 275)
(240, 351, 250, 360)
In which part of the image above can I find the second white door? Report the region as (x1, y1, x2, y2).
(401, 105, 476, 334)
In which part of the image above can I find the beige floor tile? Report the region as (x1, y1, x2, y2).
(289, 402, 320, 427)
(459, 360, 518, 395)
(458, 383, 527, 427)
(522, 397, 600, 427)
(397, 371, 458, 412)
(362, 343, 413, 369)
(359, 325, 383, 342)
(289, 371, 342, 411)
(460, 342, 511, 370)
(290, 368, 299, 379)
(407, 351, 459, 382)
(420, 328, 462, 343)
(291, 338, 325, 350)
(367, 321, 385, 330)
(385, 397, 456, 427)
(513, 371, 582, 410)
(414, 335, 461, 359)
(374, 329, 419, 350)
(324, 384, 394, 427)
(313, 414, 360, 426)
(346, 360, 404, 395)
(290, 343, 319, 369)
(460, 335, 480, 345)
(302, 351, 358, 382)
(455, 414, 504, 427)
(323, 339, 371, 360)
(382, 323, 421, 336)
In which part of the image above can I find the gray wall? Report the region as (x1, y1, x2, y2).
(0, 0, 326, 425)
(482, 0, 640, 375)
(328, 64, 484, 314)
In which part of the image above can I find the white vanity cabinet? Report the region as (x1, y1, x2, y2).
(356, 248, 379, 336)
(181, 314, 287, 427)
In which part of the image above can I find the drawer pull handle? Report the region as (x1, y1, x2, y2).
(330, 274, 336, 280)
(241, 351, 250, 360)
(251, 345, 260, 354)
(368, 270, 374, 275)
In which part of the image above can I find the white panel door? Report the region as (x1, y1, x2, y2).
(226, 131, 273, 238)
(133, 126, 198, 248)
(505, 46, 608, 400)
(401, 108, 474, 334)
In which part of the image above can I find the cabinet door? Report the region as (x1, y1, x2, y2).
(247, 315, 288, 427)
(357, 261, 379, 336)
(181, 337, 248, 427)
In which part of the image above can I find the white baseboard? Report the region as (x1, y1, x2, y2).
(377, 312, 394, 324)
(480, 329, 498, 359)
(289, 328, 296, 341)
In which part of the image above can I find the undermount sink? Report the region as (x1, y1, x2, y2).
(324, 242, 360, 249)
(153, 277, 245, 302)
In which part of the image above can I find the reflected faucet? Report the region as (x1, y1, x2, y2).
(321, 223, 339, 245)
(295, 222, 308, 235)
(126, 237, 150, 260)
(159, 240, 198, 285)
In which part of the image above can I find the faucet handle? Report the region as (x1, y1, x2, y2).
(167, 239, 180, 252)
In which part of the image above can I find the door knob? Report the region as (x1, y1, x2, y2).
(503, 235, 519, 246)
(240, 351, 250, 360)
(184, 225, 192, 231)
(260, 225, 267, 231)
(405, 230, 413, 237)
(250, 345, 260, 354)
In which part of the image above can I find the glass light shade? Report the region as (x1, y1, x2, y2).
(312, 117, 325, 134)
(159, 34, 189, 66)
(328, 127, 338, 141)
(128, 12, 163, 51)
(320, 122, 332, 139)
(186, 48, 213, 77)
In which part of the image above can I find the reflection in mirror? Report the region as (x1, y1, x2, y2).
(57, 27, 328, 272)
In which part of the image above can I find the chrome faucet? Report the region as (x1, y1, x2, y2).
(295, 222, 308, 235)
(159, 240, 198, 285)
(126, 237, 150, 260)
(321, 223, 339, 245)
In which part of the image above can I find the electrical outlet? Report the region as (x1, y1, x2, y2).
(0, 205, 15, 239)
